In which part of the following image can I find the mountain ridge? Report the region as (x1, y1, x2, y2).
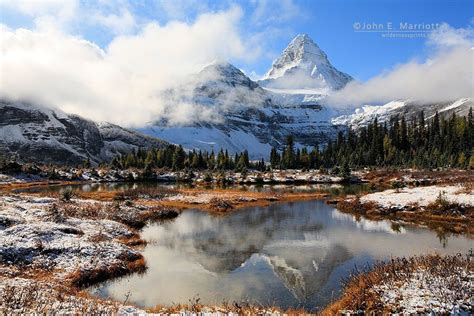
(332, 98, 473, 128)
(0, 99, 168, 165)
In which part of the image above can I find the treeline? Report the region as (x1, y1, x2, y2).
(110, 146, 266, 172)
(269, 109, 474, 170)
(106, 109, 474, 171)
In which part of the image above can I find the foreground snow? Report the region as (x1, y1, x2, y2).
(0, 196, 139, 275)
(361, 185, 473, 208)
(376, 267, 472, 314)
(0, 195, 152, 314)
(325, 254, 472, 314)
(0, 277, 143, 314)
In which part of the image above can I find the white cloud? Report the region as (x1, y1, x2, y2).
(327, 24, 474, 107)
(0, 0, 138, 35)
(0, 0, 78, 17)
(92, 8, 136, 34)
(0, 6, 260, 127)
(0, 0, 79, 30)
(427, 23, 473, 49)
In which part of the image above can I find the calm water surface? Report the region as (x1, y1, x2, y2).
(19, 181, 370, 196)
(90, 199, 472, 311)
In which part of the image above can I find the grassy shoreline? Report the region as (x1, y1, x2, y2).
(336, 184, 473, 235)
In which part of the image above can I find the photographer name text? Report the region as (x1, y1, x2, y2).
(353, 22, 440, 32)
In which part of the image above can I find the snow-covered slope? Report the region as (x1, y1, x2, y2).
(332, 98, 473, 128)
(140, 62, 345, 159)
(0, 100, 167, 165)
(259, 34, 352, 91)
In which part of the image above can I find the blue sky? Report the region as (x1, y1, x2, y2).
(1, 0, 472, 81)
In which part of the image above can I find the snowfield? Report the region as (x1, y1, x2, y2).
(360, 185, 474, 208)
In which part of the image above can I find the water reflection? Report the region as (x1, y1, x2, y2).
(91, 200, 471, 311)
(18, 181, 369, 197)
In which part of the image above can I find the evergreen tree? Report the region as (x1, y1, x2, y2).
(172, 146, 185, 170)
(270, 147, 280, 169)
(282, 135, 295, 169)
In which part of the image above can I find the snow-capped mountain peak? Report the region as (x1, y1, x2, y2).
(260, 34, 352, 91)
(265, 34, 329, 78)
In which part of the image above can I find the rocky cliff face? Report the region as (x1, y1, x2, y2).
(0, 100, 167, 165)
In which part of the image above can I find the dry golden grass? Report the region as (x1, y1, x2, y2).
(209, 197, 234, 212)
(56, 200, 179, 229)
(148, 299, 310, 315)
(0, 180, 79, 193)
(157, 188, 329, 214)
(114, 187, 179, 201)
(361, 169, 474, 186)
(68, 256, 146, 289)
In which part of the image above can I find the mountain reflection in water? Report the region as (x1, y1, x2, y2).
(91, 200, 471, 311)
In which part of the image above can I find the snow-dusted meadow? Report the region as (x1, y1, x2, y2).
(360, 185, 474, 208)
(0, 194, 175, 313)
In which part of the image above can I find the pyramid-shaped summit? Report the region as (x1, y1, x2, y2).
(260, 34, 352, 91)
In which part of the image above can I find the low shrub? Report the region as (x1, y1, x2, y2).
(59, 188, 74, 202)
(209, 197, 233, 212)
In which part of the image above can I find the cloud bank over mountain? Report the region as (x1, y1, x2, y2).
(0, 6, 258, 127)
(327, 24, 473, 107)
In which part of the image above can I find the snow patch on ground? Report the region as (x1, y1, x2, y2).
(361, 185, 473, 208)
(376, 267, 472, 314)
(0, 196, 138, 276)
(0, 276, 144, 314)
(0, 194, 153, 313)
